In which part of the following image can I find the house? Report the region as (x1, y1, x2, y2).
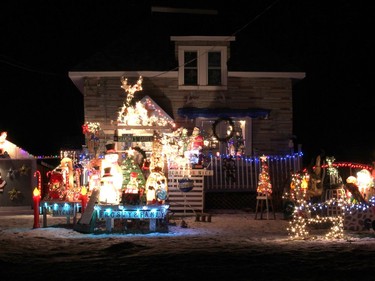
(68, 3, 305, 211)
(69, 4, 305, 158)
(0, 132, 37, 207)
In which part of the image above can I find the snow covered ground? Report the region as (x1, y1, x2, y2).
(1, 207, 375, 280)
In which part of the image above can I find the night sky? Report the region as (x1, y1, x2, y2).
(1, 1, 374, 166)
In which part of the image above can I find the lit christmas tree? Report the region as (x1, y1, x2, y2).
(257, 155, 273, 195)
(120, 148, 146, 204)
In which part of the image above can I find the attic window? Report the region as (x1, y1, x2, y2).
(208, 51, 221, 85)
(177, 45, 228, 90)
(184, 51, 198, 85)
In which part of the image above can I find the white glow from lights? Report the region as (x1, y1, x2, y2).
(63, 203, 71, 211)
(356, 169, 373, 195)
(117, 78, 176, 128)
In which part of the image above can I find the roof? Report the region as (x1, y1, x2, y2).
(1, 140, 34, 159)
(139, 95, 175, 127)
(177, 107, 270, 119)
(70, 1, 304, 73)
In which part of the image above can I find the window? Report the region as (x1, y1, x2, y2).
(177, 46, 228, 90)
(208, 52, 221, 85)
(184, 51, 198, 85)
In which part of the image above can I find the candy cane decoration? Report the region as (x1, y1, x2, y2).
(34, 170, 41, 193)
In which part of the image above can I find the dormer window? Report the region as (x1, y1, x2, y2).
(184, 51, 198, 85)
(207, 51, 221, 85)
(171, 36, 235, 90)
(182, 49, 222, 86)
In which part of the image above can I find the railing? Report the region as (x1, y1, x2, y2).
(203, 153, 303, 194)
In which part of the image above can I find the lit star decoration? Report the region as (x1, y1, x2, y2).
(7, 167, 15, 179)
(19, 164, 30, 176)
(8, 188, 22, 201)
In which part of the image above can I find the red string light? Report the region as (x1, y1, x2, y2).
(319, 162, 373, 171)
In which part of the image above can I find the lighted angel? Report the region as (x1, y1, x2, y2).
(135, 101, 149, 125)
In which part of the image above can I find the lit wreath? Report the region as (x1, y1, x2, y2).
(212, 117, 234, 142)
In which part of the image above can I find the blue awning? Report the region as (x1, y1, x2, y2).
(177, 107, 270, 119)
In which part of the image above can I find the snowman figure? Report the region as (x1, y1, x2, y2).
(99, 167, 120, 204)
(101, 142, 123, 191)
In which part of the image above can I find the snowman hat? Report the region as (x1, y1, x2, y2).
(102, 167, 112, 177)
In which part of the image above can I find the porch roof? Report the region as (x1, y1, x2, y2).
(177, 107, 270, 119)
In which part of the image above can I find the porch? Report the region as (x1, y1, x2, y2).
(167, 153, 303, 213)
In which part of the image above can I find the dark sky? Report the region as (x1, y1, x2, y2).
(1, 1, 374, 166)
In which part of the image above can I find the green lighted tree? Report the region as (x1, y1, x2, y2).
(120, 149, 146, 204)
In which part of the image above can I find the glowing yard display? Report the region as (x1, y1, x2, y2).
(286, 171, 345, 240)
(52, 202, 76, 216)
(356, 169, 373, 198)
(286, 164, 375, 240)
(40, 201, 80, 217)
(117, 76, 175, 128)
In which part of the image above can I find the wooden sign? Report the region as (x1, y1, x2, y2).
(79, 189, 100, 225)
(115, 134, 154, 142)
(97, 208, 168, 219)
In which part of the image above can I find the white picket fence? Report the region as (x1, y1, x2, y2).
(204, 153, 303, 192)
(167, 153, 303, 214)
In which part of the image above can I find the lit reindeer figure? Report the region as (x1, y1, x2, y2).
(322, 156, 343, 195)
(120, 76, 143, 107)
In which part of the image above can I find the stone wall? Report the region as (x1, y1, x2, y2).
(0, 159, 36, 207)
(82, 74, 293, 157)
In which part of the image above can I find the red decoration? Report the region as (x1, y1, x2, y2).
(33, 188, 41, 228)
(81, 196, 87, 213)
(34, 171, 41, 192)
(312, 162, 373, 171)
(192, 135, 204, 150)
(82, 123, 89, 134)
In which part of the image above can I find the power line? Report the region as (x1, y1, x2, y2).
(0, 55, 62, 77)
(152, 0, 281, 79)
